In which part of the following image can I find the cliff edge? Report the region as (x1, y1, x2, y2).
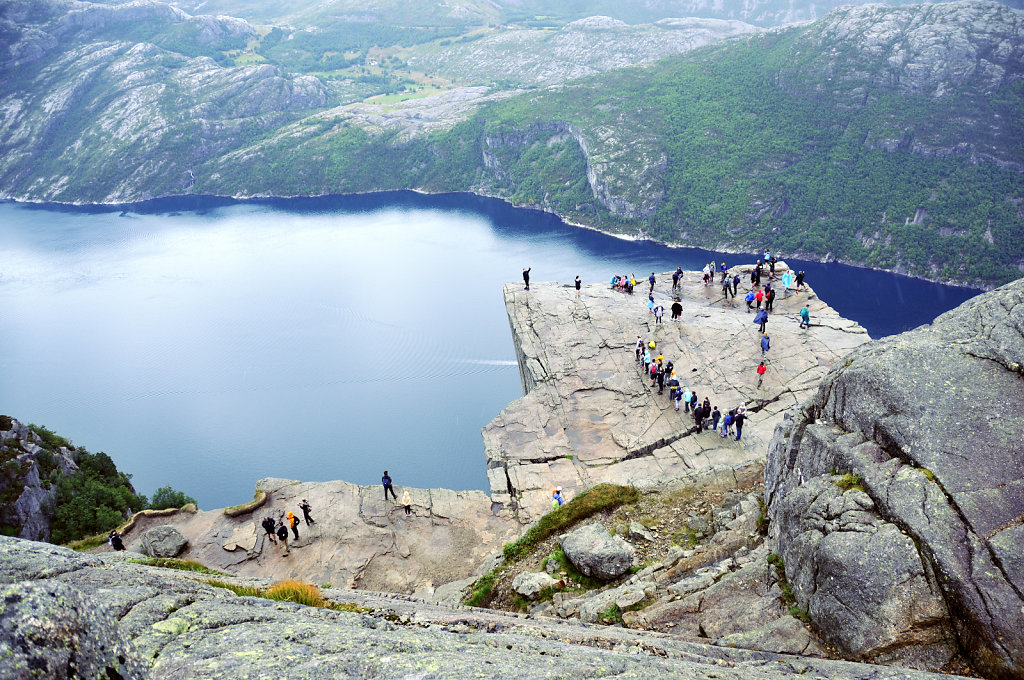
(765, 277, 1024, 678)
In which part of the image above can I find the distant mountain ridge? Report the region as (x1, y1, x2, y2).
(0, 0, 1022, 287)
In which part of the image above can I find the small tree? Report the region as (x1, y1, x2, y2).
(149, 485, 198, 511)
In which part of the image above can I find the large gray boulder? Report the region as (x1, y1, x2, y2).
(511, 571, 558, 599)
(766, 277, 1024, 678)
(139, 525, 188, 558)
(0, 579, 144, 680)
(560, 522, 635, 581)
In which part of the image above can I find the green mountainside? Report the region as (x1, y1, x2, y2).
(1, 0, 1022, 287)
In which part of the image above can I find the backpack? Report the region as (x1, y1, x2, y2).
(276, 525, 288, 540)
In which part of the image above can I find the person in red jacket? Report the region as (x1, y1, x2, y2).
(756, 361, 767, 387)
(755, 287, 764, 310)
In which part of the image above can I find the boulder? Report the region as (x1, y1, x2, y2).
(560, 523, 635, 581)
(511, 571, 558, 599)
(139, 525, 188, 558)
(766, 277, 1024, 678)
(628, 521, 654, 542)
(0, 580, 144, 679)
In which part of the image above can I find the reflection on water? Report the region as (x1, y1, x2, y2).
(0, 193, 981, 507)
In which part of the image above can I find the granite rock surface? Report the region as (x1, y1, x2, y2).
(766, 277, 1024, 679)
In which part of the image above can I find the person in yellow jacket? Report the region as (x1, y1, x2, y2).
(287, 511, 299, 541)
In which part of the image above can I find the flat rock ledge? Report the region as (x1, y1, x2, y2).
(0, 536, 970, 680)
(115, 477, 520, 598)
(485, 266, 869, 521)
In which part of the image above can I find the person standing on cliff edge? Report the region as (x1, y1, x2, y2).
(523, 267, 531, 290)
(382, 471, 398, 502)
(575, 275, 581, 297)
(649, 272, 656, 293)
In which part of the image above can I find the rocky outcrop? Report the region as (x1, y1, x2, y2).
(765, 278, 1024, 678)
(0, 535, 973, 679)
(0, 416, 78, 542)
(560, 522, 635, 580)
(115, 476, 520, 596)
(139, 525, 188, 558)
(485, 270, 869, 522)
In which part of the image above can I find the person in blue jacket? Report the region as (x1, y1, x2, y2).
(760, 332, 771, 358)
(745, 290, 756, 313)
(754, 308, 768, 333)
(382, 471, 397, 501)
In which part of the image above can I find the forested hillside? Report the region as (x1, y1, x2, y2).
(1, 0, 1021, 286)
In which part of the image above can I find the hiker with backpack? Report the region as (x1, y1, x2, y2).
(276, 520, 290, 556)
(382, 471, 398, 501)
(299, 499, 315, 526)
(261, 516, 278, 545)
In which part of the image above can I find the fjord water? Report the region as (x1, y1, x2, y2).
(0, 193, 980, 508)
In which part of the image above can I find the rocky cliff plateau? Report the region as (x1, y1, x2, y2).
(3, 272, 1023, 678)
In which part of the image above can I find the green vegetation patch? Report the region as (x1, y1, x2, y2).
(502, 483, 640, 560)
(131, 558, 226, 576)
(202, 578, 372, 613)
(834, 472, 866, 493)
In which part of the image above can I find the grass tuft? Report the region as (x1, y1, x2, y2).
(201, 578, 372, 613)
(834, 472, 866, 493)
(130, 557, 226, 576)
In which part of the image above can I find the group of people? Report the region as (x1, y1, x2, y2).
(383, 470, 413, 516)
(634, 337, 751, 441)
(261, 499, 316, 556)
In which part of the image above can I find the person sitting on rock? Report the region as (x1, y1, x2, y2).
(108, 531, 125, 551)
(552, 487, 565, 509)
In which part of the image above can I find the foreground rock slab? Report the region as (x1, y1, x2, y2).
(485, 270, 869, 521)
(0, 536, 970, 680)
(766, 277, 1024, 679)
(109, 477, 519, 596)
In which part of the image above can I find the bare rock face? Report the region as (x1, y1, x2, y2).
(139, 525, 188, 558)
(766, 277, 1024, 678)
(0, 579, 144, 680)
(560, 522, 635, 580)
(0, 416, 78, 542)
(484, 269, 869, 522)
(119, 476, 520, 596)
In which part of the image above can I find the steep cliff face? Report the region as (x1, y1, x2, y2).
(765, 278, 1024, 678)
(0, 416, 79, 541)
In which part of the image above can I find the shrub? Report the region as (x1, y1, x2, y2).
(29, 424, 70, 452)
(149, 485, 198, 511)
(264, 579, 326, 607)
(464, 569, 500, 608)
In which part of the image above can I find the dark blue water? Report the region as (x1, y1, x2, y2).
(0, 192, 982, 508)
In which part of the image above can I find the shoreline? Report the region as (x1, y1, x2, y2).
(0, 189, 993, 291)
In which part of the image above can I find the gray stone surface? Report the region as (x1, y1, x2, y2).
(0, 536, 971, 680)
(560, 522, 635, 581)
(511, 571, 557, 599)
(139, 525, 188, 558)
(485, 275, 869, 522)
(0, 579, 144, 680)
(766, 277, 1024, 679)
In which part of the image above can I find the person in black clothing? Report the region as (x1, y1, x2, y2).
(108, 531, 125, 551)
(261, 516, 278, 544)
(299, 499, 315, 526)
(657, 368, 666, 394)
(671, 299, 683, 320)
(732, 274, 740, 297)
(693, 404, 705, 432)
(382, 471, 398, 501)
(523, 267, 531, 290)
(796, 271, 806, 291)
(710, 406, 721, 432)
(648, 272, 656, 293)
(575, 275, 581, 297)
(765, 287, 776, 313)
(769, 256, 777, 277)
(734, 411, 746, 441)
